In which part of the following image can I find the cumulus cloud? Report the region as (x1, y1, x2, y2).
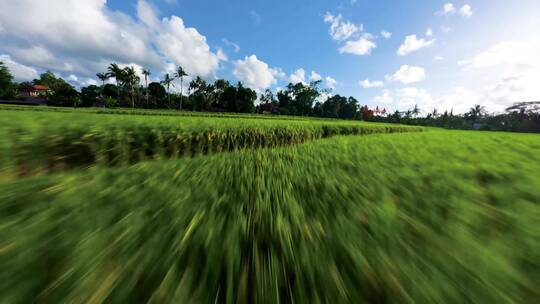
(426, 27, 433, 37)
(372, 87, 435, 113)
(289, 68, 306, 84)
(359, 79, 384, 88)
(324, 12, 361, 41)
(154, 16, 224, 77)
(397, 35, 435, 56)
(0, 0, 225, 81)
(381, 30, 392, 39)
(309, 71, 322, 82)
(455, 40, 540, 111)
(325, 76, 337, 89)
(0, 54, 39, 81)
(233, 55, 281, 90)
(460, 5, 473, 18)
(372, 89, 393, 105)
(339, 37, 376, 56)
(388, 65, 426, 84)
(439, 3, 456, 15)
(438, 3, 472, 18)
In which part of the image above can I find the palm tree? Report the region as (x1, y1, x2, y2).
(96, 72, 109, 86)
(107, 63, 124, 100)
(412, 104, 420, 118)
(161, 73, 174, 107)
(142, 69, 151, 108)
(468, 104, 485, 125)
(123, 66, 139, 108)
(96, 72, 110, 100)
(174, 66, 188, 110)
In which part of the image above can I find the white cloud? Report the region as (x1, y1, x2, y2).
(439, 3, 456, 15)
(325, 76, 337, 89)
(426, 27, 433, 37)
(222, 38, 240, 53)
(395, 87, 434, 110)
(0, 54, 39, 81)
(233, 55, 280, 90)
(438, 3, 472, 18)
(372, 87, 435, 113)
(339, 37, 376, 56)
(323, 12, 361, 41)
(381, 30, 392, 39)
(397, 35, 435, 56)
(67, 74, 98, 87)
(388, 65, 426, 84)
(441, 26, 452, 33)
(154, 16, 225, 77)
(372, 89, 393, 105)
(360, 79, 384, 88)
(455, 41, 540, 112)
(137, 0, 160, 29)
(309, 71, 322, 81)
(289, 68, 306, 84)
(0, 0, 225, 80)
(434, 56, 444, 61)
(250, 10, 262, 25)
(458, 41, 539, 70)
(460, 5, 473, 18)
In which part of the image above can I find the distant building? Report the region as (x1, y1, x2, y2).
(17, 85, 52, 98)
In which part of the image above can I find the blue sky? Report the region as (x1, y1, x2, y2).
(1, 0, 539, 113)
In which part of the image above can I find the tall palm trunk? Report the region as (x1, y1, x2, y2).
(131, 84, 134, 108)
(145, 76, 149, 108)
(116, 78, 120, 102)
(167, 84, 171, 108)
(180, 77, 183, 110)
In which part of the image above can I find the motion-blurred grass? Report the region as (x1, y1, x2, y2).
(1, 131, 539, 303)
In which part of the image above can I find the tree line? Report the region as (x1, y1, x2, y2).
(369, 103, 540, 133)
(1, 61, 538, 132)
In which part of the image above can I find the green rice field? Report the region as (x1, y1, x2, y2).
(0, 106, 539, 303)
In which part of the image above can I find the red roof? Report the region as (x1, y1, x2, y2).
(32, 85, 50, 91)
(18, 85, 51, 92)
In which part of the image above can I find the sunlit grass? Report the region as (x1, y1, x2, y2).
(1, 131, 539, 303)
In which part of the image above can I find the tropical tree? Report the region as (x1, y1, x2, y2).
(174, 66, 188, 110)
(467, 104, 485, 125)
(123, 66, 140, 108)
(161, 73, 174, 107)
(412, 104, 420, 118)
(0, 61, 14, 99)
(107, 63, 125, 100)
(142, 69, 151, 108)
(96, 72, 109, 86)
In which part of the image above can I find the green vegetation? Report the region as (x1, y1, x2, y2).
(1, 61, 538, 133)
(1, 131, 539, 303)
(0, 107, 422, 176)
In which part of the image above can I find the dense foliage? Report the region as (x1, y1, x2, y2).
(1, 131, 539, 303)
(0, 61, 15, 99)
(369, 102, 540, 133)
